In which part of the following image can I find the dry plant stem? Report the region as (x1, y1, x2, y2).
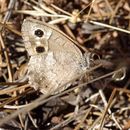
(74, 106, 95, 130)
(23, 0, 49, 13)
(15, 10, 70, 20)
(63, 24, 76, 40)
(94, 3, 103, 20)
(104, 0, 113, 14)
(24, 116, 29, 130)
(99, 89, 122, 130)
(0, 84, 30, 95)
(1, 0, 15, 81)
(0, 96, 21, 109)
(18, 114, 24, 128)
(109, 0, 124, 24)
(27, 112, 38, 128)
(74, 95, 80, 115)
(0, 80, 27, 85)
(51, 117, 74, 130)
(48, 17, 69, 24)
(0, 88, 32, 108)
(0, 44, 2, 68)
(0, 66, 121, 126)
(99, 90, 111, 114)
(4, 104, 32, 109)
(31, 0, 57, 15)
(0, 22, 21, 35)
(22, 0, 63, 17)
(86, 0, 96, 22)
(51, 4, 71, 16)
(116, 87, 130, 94)
(99, 90, 122, 129)
(77, 1, 93, 17)
(0, 66, 116, 123)
(0, 34, 13, 82)
(90, 21, 130, 34)
(0, 90, 51, 126)
(52, 109, 90, 130)
(18, 2, 80, 24)
(74, 93, 101, 130)
(112, 113, 122, 130)
(85, 92, 99, 103)
(120, 106, 130, 112)
(88, 117, 101, 130)
(3, 0, 16, 22)
(96, 33, 110, 49)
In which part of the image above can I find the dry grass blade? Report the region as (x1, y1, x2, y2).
(0, 67, 123, 126)
(90, 21, 130, 34)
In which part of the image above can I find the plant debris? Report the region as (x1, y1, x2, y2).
(0, 0, 130, 130)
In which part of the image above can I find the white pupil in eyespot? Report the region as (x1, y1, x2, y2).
(34, 29, 44, 37)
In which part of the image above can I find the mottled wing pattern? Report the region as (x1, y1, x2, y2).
(22, 19, 88, 94)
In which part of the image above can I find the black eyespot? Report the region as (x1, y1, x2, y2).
(36, 46, 45, 53)
(34, 29, 44, 37)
